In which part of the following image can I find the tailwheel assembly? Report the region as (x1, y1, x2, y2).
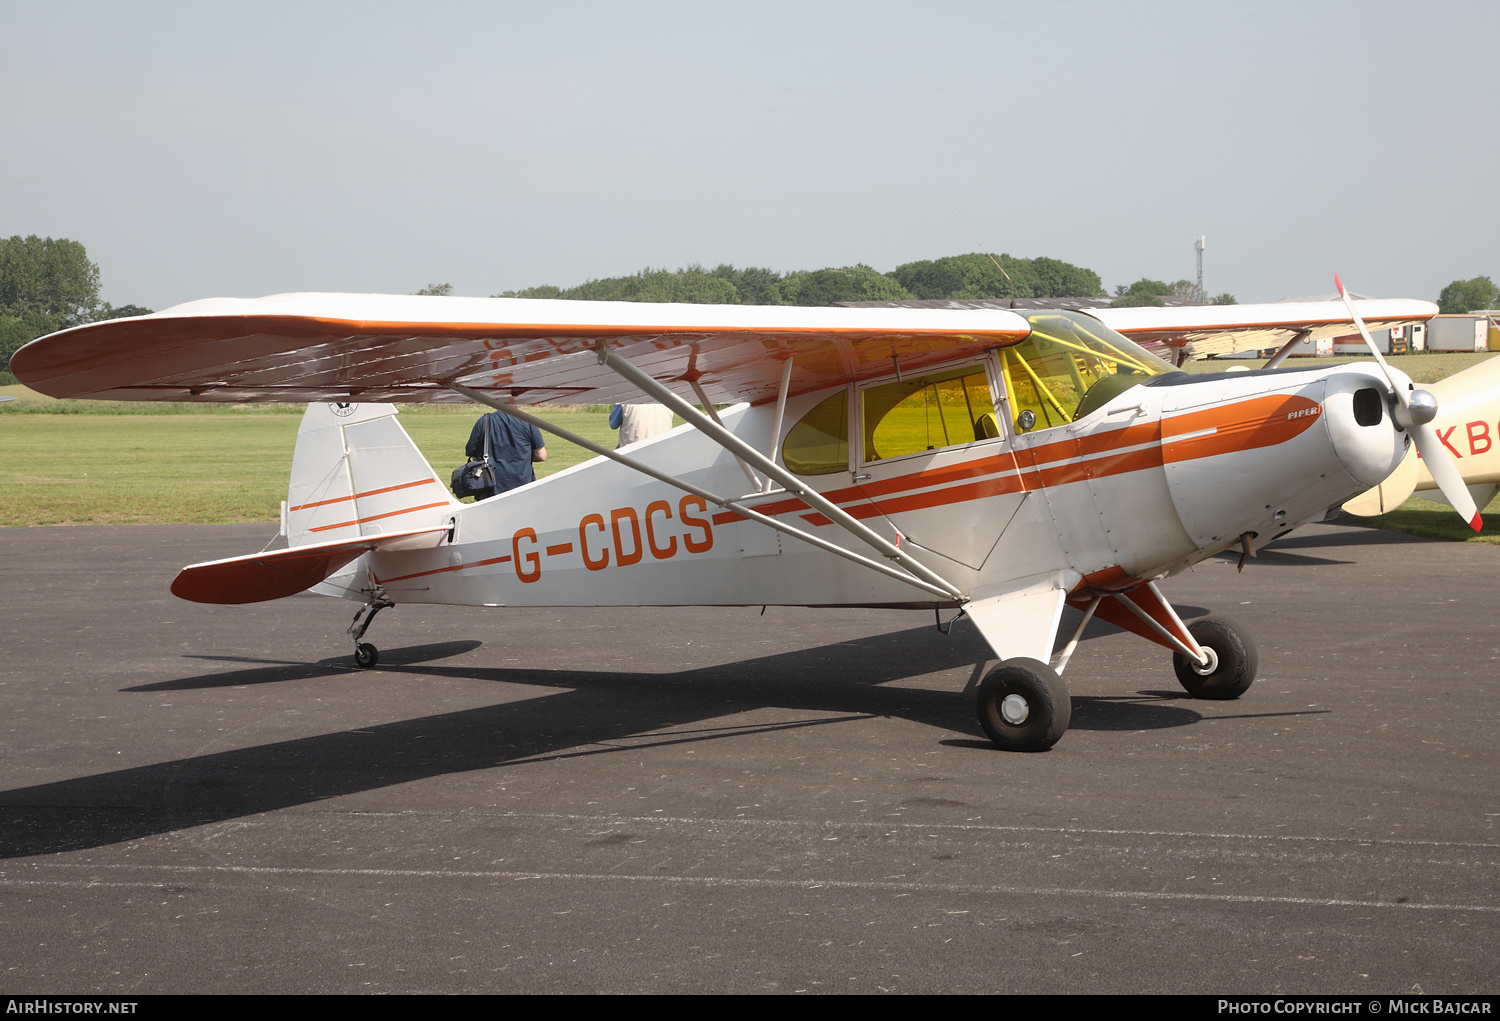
(348, 588, 394, 669)
(977, 657, 1071, 752)
(1173, 615, 1258, 700)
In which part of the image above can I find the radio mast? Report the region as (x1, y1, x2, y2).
(1194, 235, 1206, 302)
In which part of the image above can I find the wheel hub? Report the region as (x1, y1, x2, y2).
(1000, 693, 1030, 725)
(1191, 646, 1219, 676)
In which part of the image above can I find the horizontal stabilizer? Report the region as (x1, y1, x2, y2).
(171, 526, 448, 604)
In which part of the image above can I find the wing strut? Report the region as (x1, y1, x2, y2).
(765, 356, 794, 486)
(688, 377, 762, 492)
(447, 381, 966, 602)
(594, 346, 968, 601)
(1261, 329, 1312, 370)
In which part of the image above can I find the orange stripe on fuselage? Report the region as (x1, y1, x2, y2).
(740, 393, 1323, 527)
(378, 553, 514, 585)
(1161, 393, 1321, 463)
(378, 393, 1329, 580)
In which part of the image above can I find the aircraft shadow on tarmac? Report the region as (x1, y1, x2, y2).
(1211, 519, 1455, 568)
(0, 622, 1315, 859)
(1213, 549, 1356, 568)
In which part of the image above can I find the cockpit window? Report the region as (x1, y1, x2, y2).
(1002, 311, 1175, 432)
(782, 388, 849, 475)
(862, 365, 998, 463)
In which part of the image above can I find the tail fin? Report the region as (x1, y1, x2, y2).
(287, 401, 457, 547)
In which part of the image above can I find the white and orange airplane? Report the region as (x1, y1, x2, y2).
(9, 280, 1478, 751)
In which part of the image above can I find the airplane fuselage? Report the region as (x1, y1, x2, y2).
(312, 360, 1409, 618)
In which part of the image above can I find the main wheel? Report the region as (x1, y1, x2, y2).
(976, 658, 1071, 752)
(1172, 616, 1256, 699)
(354, 642, 379, 669)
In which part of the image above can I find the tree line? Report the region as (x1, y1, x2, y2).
(1438, 277, 1499, 315)
(1, 235, 151, 384)
(1110, 278, 1237, 307)
(493, 253, 1111, 306)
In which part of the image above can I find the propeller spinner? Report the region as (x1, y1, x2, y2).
(1335, 274, 1482, 531)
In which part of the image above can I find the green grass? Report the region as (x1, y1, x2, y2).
(0, 398, 617, 527)
(1356, 493, 1500, 547)
(1, 415, 302, 525)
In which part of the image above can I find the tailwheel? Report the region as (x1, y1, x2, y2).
(976, 658, 1071, 752)
(347, 589, 393, 671)
(1173, 616, 1257, 700)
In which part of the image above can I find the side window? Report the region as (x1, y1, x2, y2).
(782, 389, 848, 475)
(861, 365, 999, 463)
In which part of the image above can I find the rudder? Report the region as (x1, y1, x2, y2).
(287, 401, 457, 547)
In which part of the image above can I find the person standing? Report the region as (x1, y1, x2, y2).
(609, 402, 674, 448)
(465, 411, 547, 499)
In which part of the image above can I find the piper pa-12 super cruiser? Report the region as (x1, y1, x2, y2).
(11, 278, 1476, 751)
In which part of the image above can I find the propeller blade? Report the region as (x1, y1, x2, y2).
(1336, 274, 1481, 532)
(1334, 274, 1409, 409)
(1411, 423, 1484, 530)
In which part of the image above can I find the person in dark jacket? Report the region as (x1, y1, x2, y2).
(465, 411, 547, 499)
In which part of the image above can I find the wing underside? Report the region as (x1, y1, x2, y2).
(1095, 299, 1439, 359)
(10, 293, 1033, 407)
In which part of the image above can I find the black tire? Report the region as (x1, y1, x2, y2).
(1173, 616, 1257, 699)
(354, 643, 379, 669)
(976, 658, 1071, 752)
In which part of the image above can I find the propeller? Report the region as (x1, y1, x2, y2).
(1335, 275, 1482, 531)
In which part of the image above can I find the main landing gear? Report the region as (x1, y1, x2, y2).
(1171, 616, 1258, 700)
(976, 658, 1071, 752)
(975, 586, 1259, 751)
(348, 589, 394, 669)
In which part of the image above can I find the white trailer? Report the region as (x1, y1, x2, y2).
(1427, 314, 1488, 352)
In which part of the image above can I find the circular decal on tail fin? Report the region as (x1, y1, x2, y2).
(330, 402, 358, 417)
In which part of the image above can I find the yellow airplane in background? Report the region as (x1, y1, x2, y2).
(1344, 354, 1500, 517)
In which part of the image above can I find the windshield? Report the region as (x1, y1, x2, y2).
(1001, 311, 1175, 431)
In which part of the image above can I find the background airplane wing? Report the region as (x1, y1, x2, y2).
(9, 293, 1032, 407)
(1094, 299, 1439, 360)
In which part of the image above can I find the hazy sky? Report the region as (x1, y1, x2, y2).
(3, 1, 1495, 310)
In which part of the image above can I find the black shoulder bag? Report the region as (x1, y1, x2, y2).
(451, 420, 497, 498)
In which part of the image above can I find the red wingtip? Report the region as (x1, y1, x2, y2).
(1334, 273, 1345, 296)
(1471, 512, 1484, 532)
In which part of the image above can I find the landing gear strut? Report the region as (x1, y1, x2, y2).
(348, 589, 394, 669)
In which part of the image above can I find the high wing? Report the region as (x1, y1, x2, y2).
(1094, 299, 1438, 360)
(9, 293, 1032, 406)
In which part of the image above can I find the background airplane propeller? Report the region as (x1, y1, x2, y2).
(1335, 274, 1483, 531)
